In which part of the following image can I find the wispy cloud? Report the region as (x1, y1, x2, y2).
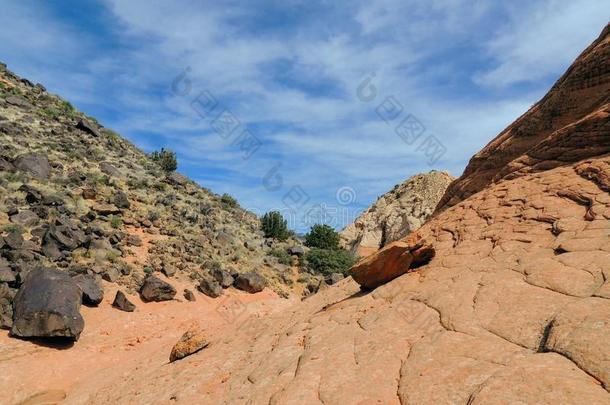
(0, 0, 605, 231)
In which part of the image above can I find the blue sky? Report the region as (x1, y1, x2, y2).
(1, 1, 607, 232)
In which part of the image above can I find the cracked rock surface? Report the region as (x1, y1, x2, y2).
(68, 23, 610, 405)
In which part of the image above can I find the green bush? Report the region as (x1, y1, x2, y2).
(150, 148, 178, 172)
(261, 211, 290, 241)
(304, 224, 340, 250)
(220, 193, 238, 208)
(304, 248, 356, 276)
(269, 247, 292, 265)
(109, 215, 123, 229)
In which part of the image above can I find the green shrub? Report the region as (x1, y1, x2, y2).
(304, 248, 357, 276)
(220, 193, 238, 208)
(269, 247, 291, 265)
(109, 215, 123, 229)
(150, 148, 178, 172)
(261, 211, 290, 241)
(304, 224, 340, 250)
(40, 107, 60, 119)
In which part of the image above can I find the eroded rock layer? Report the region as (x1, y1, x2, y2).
(436, 23, 610, 212)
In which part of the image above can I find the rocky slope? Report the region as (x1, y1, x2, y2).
(436, 23, 610, 213)
(340, 170, 453, 256)
(0, 62, 318, 335)
(60, 23, 610, 404)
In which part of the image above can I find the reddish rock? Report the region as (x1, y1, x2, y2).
(169, 328, 209, 362)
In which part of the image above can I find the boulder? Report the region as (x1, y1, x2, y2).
(113, 190, 130, 209)
(3, 230, 24, 250)
(211, 267, 234, 288)
(10, 210, 39, 227)
(76, 119, 101, 137)
(72, 274, 104, 306)
(140, 275, 176, 302)
(44, 223, 87, 251)
(10, 267, 84, 340)
(289, 245, 305, 256)
(102, 267, 120, 282)
(169, 328, 209, 362)
(165, 172, 189, 186)
(92, 204, 121, 216)
(112, 290, 135, 312)
(198, 276, 223, 298)
(13, 153, 51, 179)
(5, 96, 32, 109)
(234, 272, 266, 294)
(99, 162, 120, 177)
(350, 234, 435, 289)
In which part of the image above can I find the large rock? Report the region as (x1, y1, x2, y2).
(99, 162, 120, 177)
(139, 275, 176, 302)
(211, 267, 234, 288)
(340, 170, 453, 257)
(113, 190, 130, 209)
(350, 234, 435, 289)
(76, 119, 101, 137)
(10, 210, 39, 227)
(13, 153, 51, 179)
(72, 274, 104, 306)
(10, 267, 84, 340)
(169, 328, 209, 362)
(198, 276, 223, 298)
(234, 272, 266, 294)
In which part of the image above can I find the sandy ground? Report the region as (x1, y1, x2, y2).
(0, 276, 293, 405)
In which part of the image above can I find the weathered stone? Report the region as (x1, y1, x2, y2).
(73, 274, 104, 306)
(112, 290, 135, 312)
(140, 275, 176, 302)
(211, 267, 234, 288)
(198, 276, 223, 298)
(10, 267, 84, 340)
(234, 272, 266, 294)
(76, 119, 101, 137)
(10, 210, 39, 227)
(92, 204, 120, 215)
(13, 153, 51, 179)
(3, 230, 24, 250)
(6, 96, 32, 109)
(169, 328, 209, 362)
(327, 272, 345, 285)
(0, 267, 16, 283)
(183, 289, 196, 301)
(113, 190, 130, 209)
(288, 245, 305, 256)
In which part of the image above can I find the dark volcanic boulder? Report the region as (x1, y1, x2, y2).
(211, 267, 234, 288)
(139, 275, 176, 302)
(13, 153, 51, 179)
(76, 118, 101, 137)
(113, 190, 130, 209)
(234, 272, 266, 294)
(10, 267, 84, 340)
(198, 276, 223, 298)
(72, 274, 104, 306)
(112, 290, 136, 312)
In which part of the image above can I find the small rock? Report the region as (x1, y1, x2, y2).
(0, 267, 16, 284)
(112, 290, 135, 312)
(169, 327, 209, 362)
(327, 272, 345, 285)
(183, 289, 196, 301)
(81, 188, 96, 200)
(11, 267, 84, 340)
(76, 119, 101, 137)
(234, 272, 266, 294)
(140, 275, 176, 302)
(73, 274, 104, 306)
(198, 276, 223, 298)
